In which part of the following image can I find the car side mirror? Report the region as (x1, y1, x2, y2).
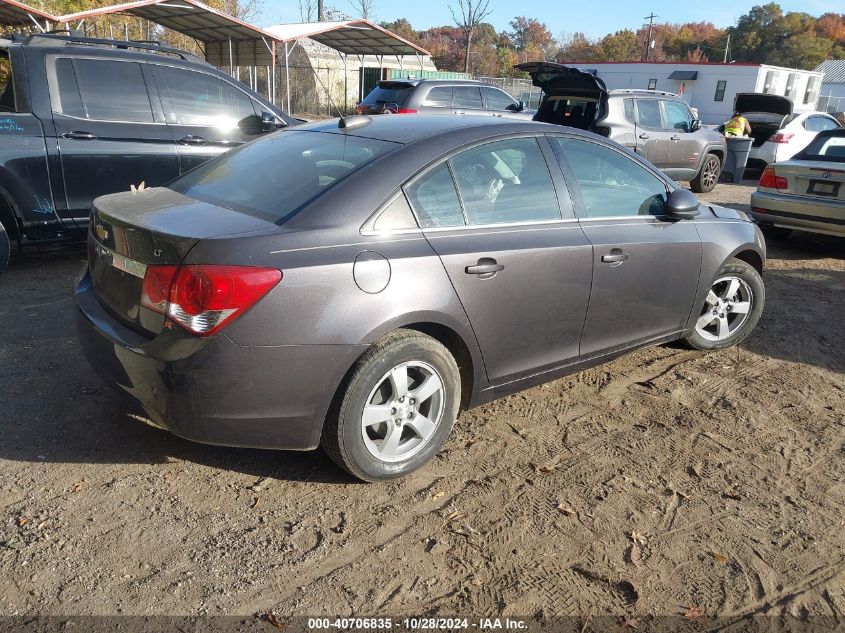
(518, 100, 527, 111)
(690, 119, 702, 132)
(239, 112, 284, 134)
(665, 188, 700, 220)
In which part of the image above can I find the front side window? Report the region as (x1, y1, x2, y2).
(0, 49, 14, 112)
(714, 80, 727, 102)
(453, 86, 483, 109)
(53, 58, 153, 122)
(168, 131, 396, 221)
(549, 136, 667, 218)
(662, 100, 692, 131)
(635, 98, 662, 128)
(483, 87, 517, 110)
(153, 65, 255, 126)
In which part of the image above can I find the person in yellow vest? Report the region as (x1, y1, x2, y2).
(724, 111, 752, 137)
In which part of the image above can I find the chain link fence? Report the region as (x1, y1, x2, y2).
(817, 94, 845, 116)
(472, 76, 542, 109)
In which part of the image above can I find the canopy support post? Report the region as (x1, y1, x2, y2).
(228, 36, 234, 77)
(285, 41, 291, 114)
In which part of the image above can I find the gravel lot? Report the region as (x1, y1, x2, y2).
(1, 180, 843, 629)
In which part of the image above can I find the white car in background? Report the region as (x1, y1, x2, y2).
(726, 94, 842, 170)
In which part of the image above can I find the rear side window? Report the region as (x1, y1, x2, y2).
(635, 99, 662, 128)
(0, 49, 15, 112)
(423, 86, 453, 107)
(153, 65, 255, 125)
(550, 136, 667, 218)
(168, 131, 397, 222)
(53, 58, 154, 122)
(453, 86, 482, 109)
(363, 83, 413, 107)
(804, 116, 839, 132)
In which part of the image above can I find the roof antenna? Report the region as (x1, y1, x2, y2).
(307, 62, 369, 129)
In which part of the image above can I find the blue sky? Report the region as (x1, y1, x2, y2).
(258, 0, 842, 37)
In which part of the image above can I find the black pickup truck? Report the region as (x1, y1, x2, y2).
(0, 33, 293, 273)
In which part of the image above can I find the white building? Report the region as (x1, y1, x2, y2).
(571, 61, 824, 125)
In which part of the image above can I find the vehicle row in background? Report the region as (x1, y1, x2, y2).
(0, 33, 293, 273)
(514, 62, 726, 193)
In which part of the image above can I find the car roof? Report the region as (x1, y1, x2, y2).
(379, 78, 482, 87)
(296, 114, 572, 144)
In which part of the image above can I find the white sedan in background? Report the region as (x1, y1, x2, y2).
(748, 110, 841, 169)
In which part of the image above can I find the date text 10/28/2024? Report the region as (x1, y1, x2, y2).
(307, 618, 528, 630)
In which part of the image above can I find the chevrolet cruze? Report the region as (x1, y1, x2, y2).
(75, 115, 766, 481)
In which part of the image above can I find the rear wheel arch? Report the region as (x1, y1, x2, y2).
(403, 322, 475, 411)
(0, 186, 22, 242)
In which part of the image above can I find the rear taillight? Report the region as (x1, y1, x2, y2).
(397, 108, 417, 114)
(770, 132, 794, 144)
(759, 166, 788, 190)
(141, 264, 281, 336)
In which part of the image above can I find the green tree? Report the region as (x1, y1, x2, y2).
(596, 29, 640, 61)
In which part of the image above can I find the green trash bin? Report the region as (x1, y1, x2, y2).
(724, 137, 753, 183)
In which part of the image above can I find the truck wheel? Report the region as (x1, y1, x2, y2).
(690, 154, 721, 193)
(0, 221, 10, 275)
(683, 258, 764, 351)
(322, 329, 461, 482)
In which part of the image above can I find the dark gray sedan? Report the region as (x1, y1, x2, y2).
(75, 115, 766, 481)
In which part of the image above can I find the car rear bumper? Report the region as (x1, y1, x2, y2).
(750, 190, 845, 237)
(75, 268, 366, 450)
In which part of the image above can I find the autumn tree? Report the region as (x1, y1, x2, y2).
(348, 0, 375, 20)
(509, 16, 553, 63)
(448, 0, 493, 74)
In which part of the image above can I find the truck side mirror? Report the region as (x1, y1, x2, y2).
(690, 119, 702, 132)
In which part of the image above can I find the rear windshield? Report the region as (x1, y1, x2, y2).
(0, 49, 14, 112)
(168, 130, 398, 222)
(794, 133, 845, 163)
(362, 83, 414, 107)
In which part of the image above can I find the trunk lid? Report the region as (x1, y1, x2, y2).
(88, 187, 280, 336)
(515, 62, 608, 130)
(768, 160, 845, 202)
(735, 93, 793, 117)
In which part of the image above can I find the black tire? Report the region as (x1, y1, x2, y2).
(0, 220, 10, 275)
(322, 329, 461, 482)
(690, 153, 721, 193)
(760, 224, 791, 241)
(683, 258, 765, 351)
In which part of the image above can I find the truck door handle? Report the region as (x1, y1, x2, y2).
(62, 131, 97, 140)
(465, 257, 504, 278)
(670, 134, 680, 141)
(177, 135, 209, 146)
(638, 133, 649, 139)
(601, 250, 629, 265)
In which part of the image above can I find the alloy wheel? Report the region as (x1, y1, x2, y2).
(702, 157, 720, 190)
(694, 275, 754, 342)
(361, 361, 445, 462)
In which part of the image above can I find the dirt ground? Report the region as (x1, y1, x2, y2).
(1, 181, 843, 629)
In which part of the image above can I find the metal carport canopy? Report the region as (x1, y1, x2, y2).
(58, 0, 280, 66)
(265, 20, 430, 57)
(0, 0, 58, 29)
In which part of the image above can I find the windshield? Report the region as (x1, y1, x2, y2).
(168, 130, 398, 222)
(362, 83, 414, 107)
(0, 49, 14, 112)
(795, 133, 845, 163)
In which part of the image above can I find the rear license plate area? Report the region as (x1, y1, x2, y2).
(808, 179, 839, 197)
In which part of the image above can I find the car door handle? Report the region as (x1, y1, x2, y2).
(670, 134, 680, 141)
(601, 251, 629, 265)
(177, 135, 209, 146)
(62, 131, 97, 140)
(455, 111, 467, 115)
(465, 258, 504, 278)
(638, 133, 649, 139)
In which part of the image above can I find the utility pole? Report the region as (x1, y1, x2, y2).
(643, 12, 657, 62)
(723, 32, 731, 63)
